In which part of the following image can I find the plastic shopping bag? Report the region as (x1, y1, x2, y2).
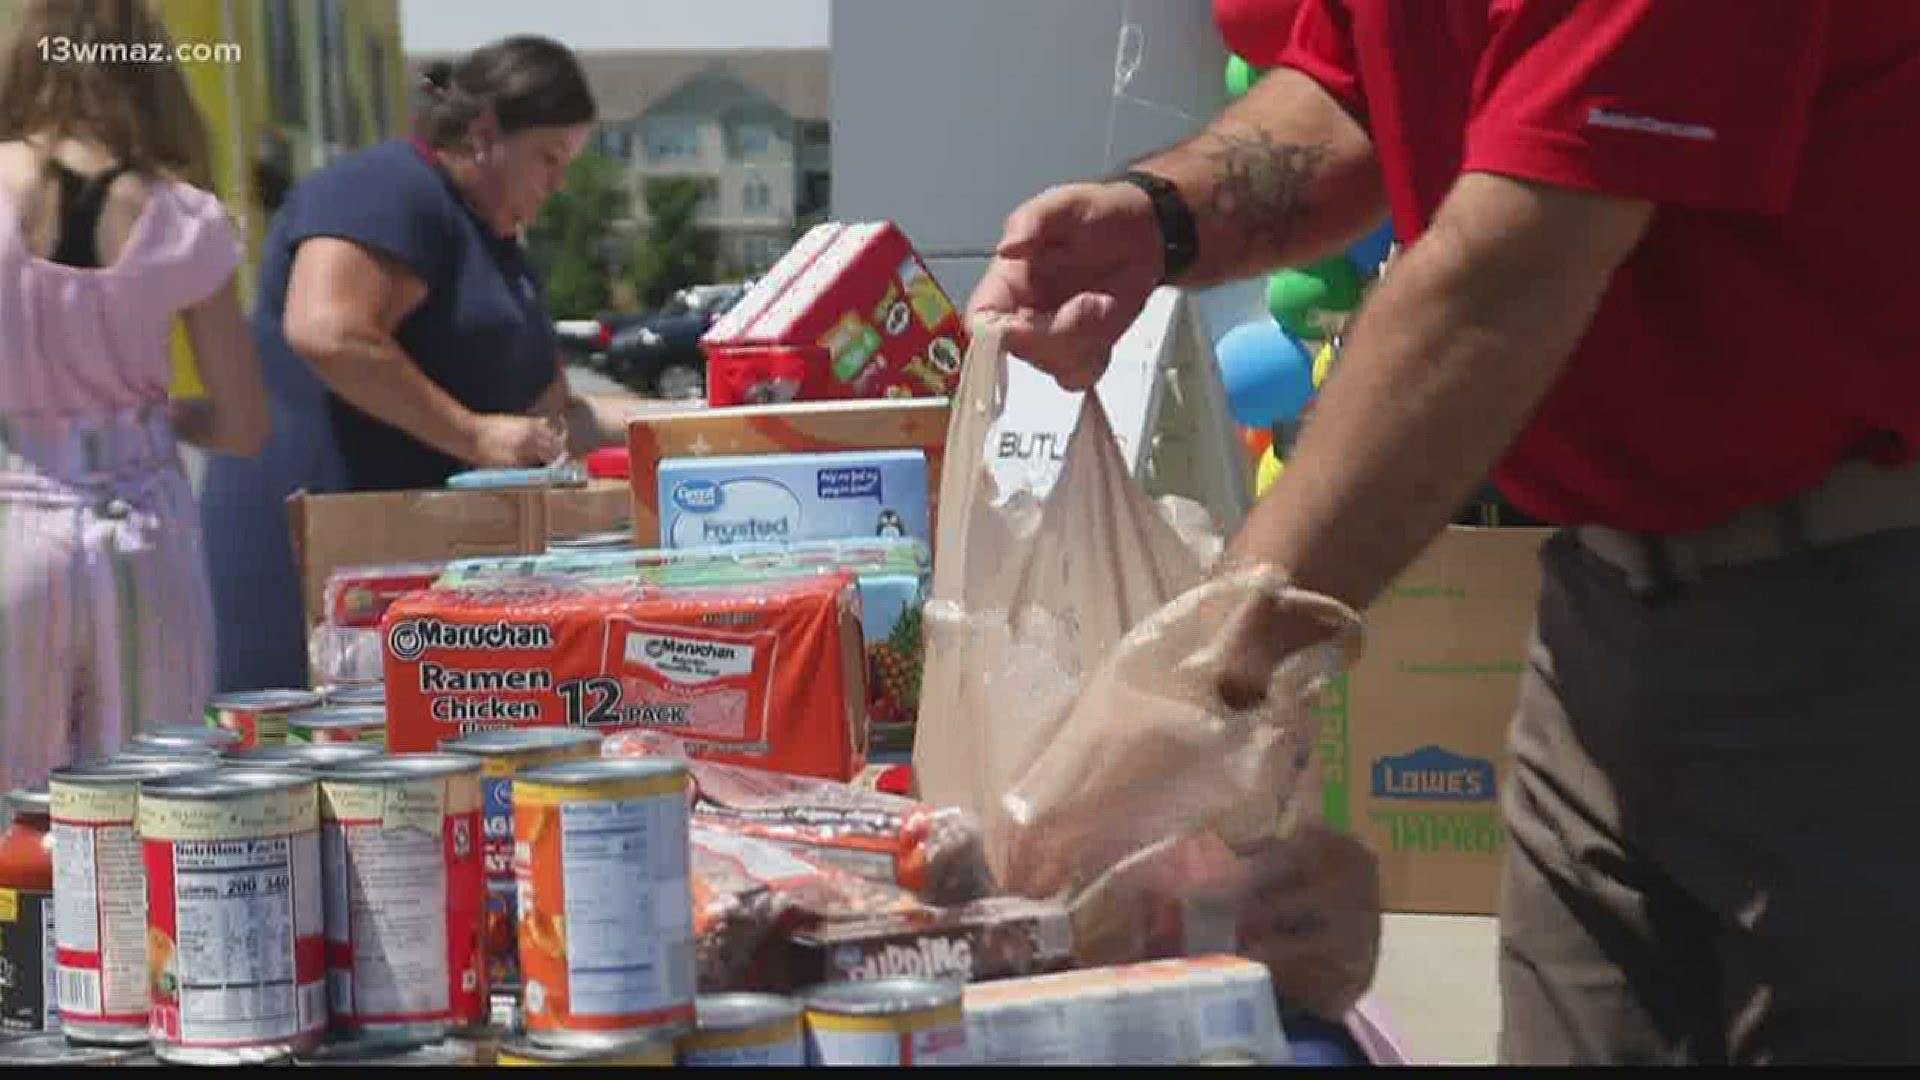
(914, 319, 1380, 1018)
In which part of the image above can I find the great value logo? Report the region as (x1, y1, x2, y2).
(387, 618, 554, 662)
(671, 479, 724, 513)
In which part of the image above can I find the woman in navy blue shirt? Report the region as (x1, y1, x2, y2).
(201, 36, 618, 691)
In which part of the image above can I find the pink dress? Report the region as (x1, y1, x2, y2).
(0, 174, 241, 791)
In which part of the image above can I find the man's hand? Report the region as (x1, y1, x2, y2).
(968, 181, 1163, 391)
(968, 67, 1385, 392)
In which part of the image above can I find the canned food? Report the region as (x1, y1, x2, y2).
(207, 689, 325, 750)
(0, 1031, 155, 1064)
(324, 686, 385, 708)
(138, 769, 327, 1064)
(112, 743, 220, 764)
(0, 788, 56, 1035)
(125, 724, 243, 756)
(512, 758, 693, 1045)
(441, 1021, 508, 1065)
(496, 1032, 675, 1066)
(545, 530, 635, 554)
(47, 758, 216, 1046)
(293, 1034, 482, 1066)
(288, 706, 387, 748)
(315, 755, 486, 1038)
(678, 993, 803, 1066)
(438, 728, 601, 993)
(223, 744, 383, 771)
(802, 978, 968, 1066)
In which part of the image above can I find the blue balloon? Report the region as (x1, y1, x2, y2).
(1347, 218, 1395, 274)
(1216, 320, 1315, 428)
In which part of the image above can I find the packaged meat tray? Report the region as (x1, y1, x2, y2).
(604, 734, 991, 905)
(963, 955, 1292, 1065)
(787, 896, 1074, 987)
(691, 821, 923, 993)
(382, 573, 867, 780)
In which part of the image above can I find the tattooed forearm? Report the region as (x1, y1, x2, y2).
(1200, 129, 1330, 261)
(1126, 66, 1383, 285)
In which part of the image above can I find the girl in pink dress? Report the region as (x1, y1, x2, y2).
(0, 0, 268, 790)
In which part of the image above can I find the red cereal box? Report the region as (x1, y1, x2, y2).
(702, 222, 967, 406)
(382, 574, 868, 781)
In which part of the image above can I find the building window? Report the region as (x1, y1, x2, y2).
(743, 178, 771, 213)
(742, 236, 783, 270)
(800, 173, 830, 218)
(597, 126, 632, 161)
(366, 34, 391, 137)
(267, 0, 307, 128)
(800, 120, 830, 148)
(732, 121, 774, 160)
(318, 0, 347, 145)
(648, 116, 701, 161)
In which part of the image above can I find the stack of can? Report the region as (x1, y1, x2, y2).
(2, 719, 988, 1068)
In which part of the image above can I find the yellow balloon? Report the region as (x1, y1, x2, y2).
(1312, 341, 1336, 389)
(1256, 446, 1285, 497)
(167, 318, 206, 399)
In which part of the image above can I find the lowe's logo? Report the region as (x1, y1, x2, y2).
(1372, 745, 1496, 802)
(672, 479, 723, 513)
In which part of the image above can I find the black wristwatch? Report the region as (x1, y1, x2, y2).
(1114, 169, 1199, 283)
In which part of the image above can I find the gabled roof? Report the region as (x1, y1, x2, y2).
(407, 47, 828, 124)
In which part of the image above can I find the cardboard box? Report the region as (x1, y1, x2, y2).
(547, 478, 635, 541)
(626, 398, 951, 546)
(290, 482, 636, 629)
(658, 450, 930, 549)
(289, 488, 547, 633)
(962, 955, 1291, 1065)
(1317, 526, 1551, 916)
(702, 221, 966, 405)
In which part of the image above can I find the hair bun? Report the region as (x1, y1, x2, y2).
(421, 60, 453, 93)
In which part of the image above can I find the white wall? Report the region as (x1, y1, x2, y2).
(830, 0, 1230, 308)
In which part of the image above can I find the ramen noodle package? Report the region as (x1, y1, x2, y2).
(383, 574, 867, 780)
(604, 733, 990, 905)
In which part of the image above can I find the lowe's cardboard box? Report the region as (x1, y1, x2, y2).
(1316, 526, 1552, 916)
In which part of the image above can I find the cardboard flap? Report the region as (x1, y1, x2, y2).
(289, 488, 548, 630)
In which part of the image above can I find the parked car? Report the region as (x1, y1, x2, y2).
(597, 283, 753, 399)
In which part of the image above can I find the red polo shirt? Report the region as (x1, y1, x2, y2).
(1278, 0, 1920, 532)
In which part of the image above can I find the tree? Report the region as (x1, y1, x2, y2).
(528, 150, 629, 318)
(625, 178, 718, 310)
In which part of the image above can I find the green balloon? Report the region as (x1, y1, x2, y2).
(1268, 268, 1325, 319)
(1225, 54, 1264, 100)
(1304, 254, 1366, 312)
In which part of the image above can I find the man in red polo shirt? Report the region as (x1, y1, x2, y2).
(971, 0, 1920, 1064)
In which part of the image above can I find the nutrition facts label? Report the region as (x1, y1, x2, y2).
(51, 822, 146, 1021)
(171, 836, 320, 1043)
(325, 822, 449, 1020)
(558, 797, 692, 1017)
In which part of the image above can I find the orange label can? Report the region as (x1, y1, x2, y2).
(513, 759, 694, 1045)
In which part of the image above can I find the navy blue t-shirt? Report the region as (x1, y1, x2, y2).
(251, 138, 557, 490)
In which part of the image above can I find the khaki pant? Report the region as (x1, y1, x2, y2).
(1498, 527, 1920, 1064)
